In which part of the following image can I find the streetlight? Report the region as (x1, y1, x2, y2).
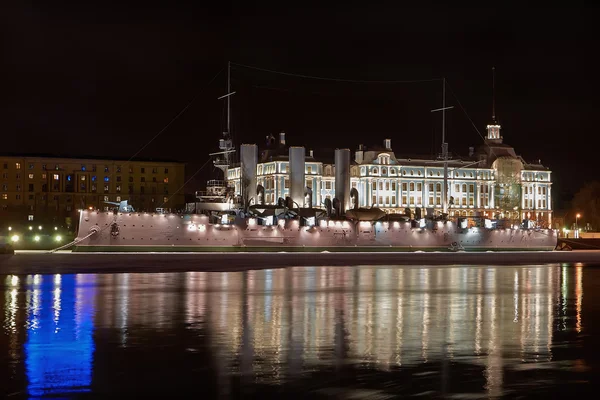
(576, 213, 581, 237)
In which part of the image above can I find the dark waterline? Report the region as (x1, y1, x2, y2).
(1, 264, 599, 398)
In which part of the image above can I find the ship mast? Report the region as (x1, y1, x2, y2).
(431, 78, 453, 216)
(213, 61, 236, 179)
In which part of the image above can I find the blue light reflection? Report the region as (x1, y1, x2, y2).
(25, 274, 96, 398)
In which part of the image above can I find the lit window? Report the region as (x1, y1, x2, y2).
(15, 163, 21, 169)
(81, 176, 86, 181)
(29, 174, 34, 179)
(29, 164, 34, 169)
(92, 176, 97, 182)
(42, 173, 46, 179)
(104, 196, 109, 201)
(104, 176, 109, 182)
(163, 177, 169, 183)
(116, 196, 121, 201)
(28, 215, 34, 221)
(105, 166, 109, 172)
(81, 165, 86, 171)
(1, 194, 7, 200)
(53, 174, 59, 180)
(163, 196, 168, 203)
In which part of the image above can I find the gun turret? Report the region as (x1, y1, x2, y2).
(105, 200, 135, 212)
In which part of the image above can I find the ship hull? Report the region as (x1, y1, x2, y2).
(74, 211, 557, 252)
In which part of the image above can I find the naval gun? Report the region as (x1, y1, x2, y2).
(104, 200, 135, 213)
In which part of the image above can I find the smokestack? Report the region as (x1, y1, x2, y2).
(469, 146, 474, 157)
(289, 146, 305, 207)
(335, 148, 351, 215)
(355, 144, 364, 164)
(384, 139, 392, 150)
(240, 144, 258, 208)
(279, 131, 286, 146)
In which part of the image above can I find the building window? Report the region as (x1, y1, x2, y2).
(2, 163, 7, 169)
(385, 196, 389, 204)
(417, 183, 422, 191)
(402, 195, 407, 204)
(307, 166, 312, 174)
(409, 182, 414, 191)
(129, 176, 134, 183)
(16, 184, 21, 191)
(152, 177, 156, 183)
(16, 194, 21, 200)
(104, 185, 109, 192)
(284, 179, 290, 189)
(378, 181, 383, 190)
(81, 176, 86, 181)
(116, 166, 121, 173)
(140, 186, 145, 194)
(429, 183, 434, 192)
(92, 185, 97, 192)
(42, 173, 47, 179)
(104, 196, 109, 202)
(409, 196, 414, 205)
(128, 185, 134, 194)
(392, 196, 396, 205)
(28, 194, 34, 200)
(152, 167, 157, 174)
(15, 163, 21, 170)
(28, 173, 34, 179)
(2, 173, 7, 179)
(372, 195, 377, 205)
(325, 181, 331, 190)
(53, 174, 59, 181)
(141, 167, 145, 173)
(53, 195, 58, 201)
(80, 183, 86, 191)
(129, 167, 134, 173)
(28, 184, 34, 192)
(104, 176, 109, 182)
(116, 196, 121, 202)
(81, 165, 86, 171)
(163, 196, 169, 203)
(104, 166, 109, 173)
(141, 177, 146, 182)
(163, 177, 169, 183)
(385, 182, 390, 190)
(164, 168, 169, 173)
(116, 185, 121, 193)
(392, 181, 396, 191)
(1, 184, 6, 191)
(1, 194, 7, 200)
(402, 182, 407, 192)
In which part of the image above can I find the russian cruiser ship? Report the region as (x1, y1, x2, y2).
(72, 69, 557, 252)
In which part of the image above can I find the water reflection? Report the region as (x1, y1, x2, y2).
(0, 264, 593, 397)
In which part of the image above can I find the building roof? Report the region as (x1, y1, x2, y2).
(0, 152, 185, 164)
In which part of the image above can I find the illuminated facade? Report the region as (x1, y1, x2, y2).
(0, 155, 185, 226)
(227, 127, 552, 226)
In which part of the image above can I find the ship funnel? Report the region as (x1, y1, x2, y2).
(240, 144, 258, 210)
(289, 146, 305, 208)
(334, 148, 351, 215)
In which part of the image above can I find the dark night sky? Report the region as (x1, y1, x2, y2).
(2, 3, 598, 207)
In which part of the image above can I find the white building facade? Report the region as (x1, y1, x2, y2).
(226, 126, 552, 226)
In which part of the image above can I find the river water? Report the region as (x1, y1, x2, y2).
(1, 264, 598, 398)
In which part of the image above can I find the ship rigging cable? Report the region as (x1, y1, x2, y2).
(158, 157, 214, 209)
(231, 62, 442, 84)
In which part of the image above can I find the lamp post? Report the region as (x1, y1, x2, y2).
(576, 213, 581, 238)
